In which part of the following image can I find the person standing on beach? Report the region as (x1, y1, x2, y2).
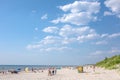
(48, 68, 51, 76)
(93, 65, 95, 72)
(52, 68, 54, 75)
(54, 68, 57, 75)
(32, 68, 34, 72)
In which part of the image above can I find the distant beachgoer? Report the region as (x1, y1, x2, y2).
(32, 68, 36, 73)
(93, 65, 95, 72)
(48, 68, 51, 76)
(52, 68, 54, 75)
(54, 68, 57, 75)
(32, 68, 34, 72)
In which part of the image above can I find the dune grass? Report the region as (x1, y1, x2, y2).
(96, 55, 120, 69)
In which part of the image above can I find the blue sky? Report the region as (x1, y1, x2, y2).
(0, 0, 120, 65)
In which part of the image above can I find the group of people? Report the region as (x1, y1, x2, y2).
(83, 65, 96, 73)
(48, 68, 57, 76)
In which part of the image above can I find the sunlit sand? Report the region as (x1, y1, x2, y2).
(0, 67, 120, 80)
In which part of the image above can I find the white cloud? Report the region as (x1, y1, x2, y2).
(90, 48, 120, 57)
(101, 33, 109, 38)
(41, 47, 70, 52)
(26, 36, 64, 52)
(27, 25, 102, 52)
(108, 33, 120, 38)
(58, 25, 100, 43)
(27, 44, 70, 52)
(59, 25, 100, 43)
(59, 1, 100, 13)
(40, 36, 62, 45)
(26, 40, 71, 52)
(59, 25, 74, 37)
(62, 37, 76, 44)
(51, 1, 100, 25)
(42, 26, 100, 45)
(77, 33, 99, 42)
(41, 14, 48, 20)
(52, 12, 97, 25)
(108, 48, 120, 54)
(91, 51, 103, 56)
(26, 44, 41, 50)
(99, 33, 120, 39)
(59, 25, 96, 37)
(27, 26, 120, 52)
(27, 24, 120, 52)
(104, 0, 120, 18)
(32, 10, 37, 13)
(92, 32, 120, 45)
(43, 27, 59, 33)
(104, 11, 113, 16)
(94, 40, 108, 45)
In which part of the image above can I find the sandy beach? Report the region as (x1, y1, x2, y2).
(0, 67, 120, 80)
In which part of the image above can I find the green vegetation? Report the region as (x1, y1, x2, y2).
(96, 55, 120, 69)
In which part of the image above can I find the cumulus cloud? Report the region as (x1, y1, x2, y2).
(108, 33, 120, 38)
(94, 40, 108, 45)
(27, 23, 120, 52)
(101, 33, 109, 38)
(43, 27, 59, 33)
(104, 11, 113, 16)
(110, 49, 120, 54)
(27, 24, 120, 52)
(41, 14, 48, 20)
(77, 33, 99, 42)
(90, 48, 120, 57)
(40, 47, 70, 52)
(104, 0, 120, 18)
(59, 25, 100, 43)
(26, 36, 71, 52)
(99, 33, 120, 39)
(27, 25, 101, 52)
(59, 25, 96, 37)
(40, 36, 62, 45)
(51, 1, 100, 25)
(92, 32, 120, 45)
(59, 1, 100, 13)
(91, 51, 103, 56)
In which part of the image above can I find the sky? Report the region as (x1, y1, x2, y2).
(0, 0, 120, 65)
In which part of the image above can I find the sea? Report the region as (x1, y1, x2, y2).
(0, 65, 77, 71)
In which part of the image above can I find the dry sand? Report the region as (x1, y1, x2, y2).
(0, 67, 120, 80)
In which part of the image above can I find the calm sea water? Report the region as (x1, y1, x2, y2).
(0, 65, 77, 71)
